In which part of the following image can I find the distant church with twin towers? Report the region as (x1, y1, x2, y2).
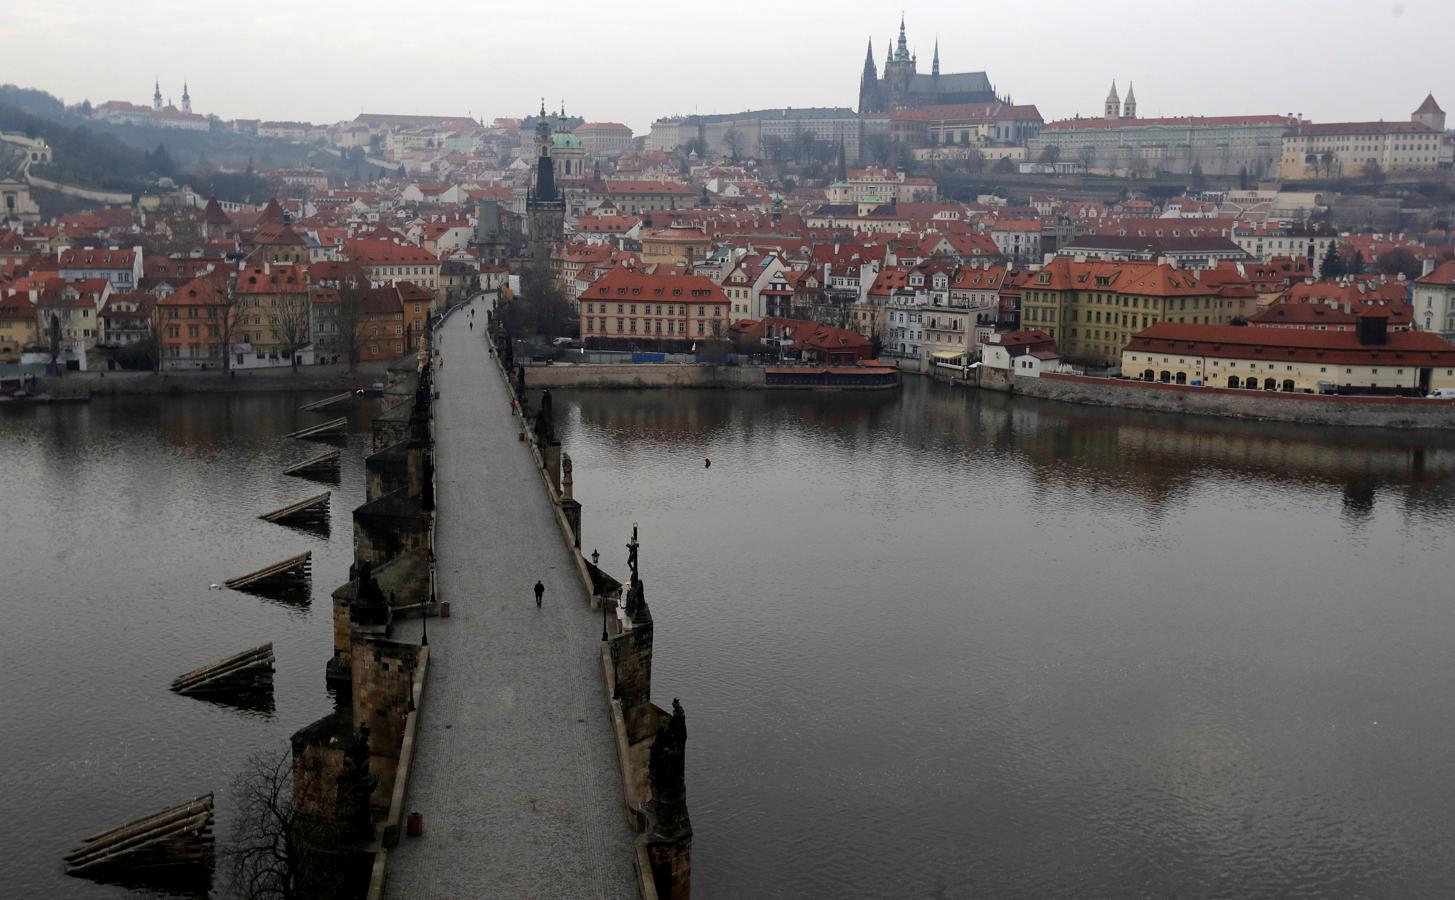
(858, 16, 1001, 113)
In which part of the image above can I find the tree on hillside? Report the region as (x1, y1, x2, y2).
(964, 147, 984, 174)
(1038, 145, 1061, 165)
(994, 156, 1016, 174)
(145, 143, 176, 179)
(1319, 242, 1345, 279)
(1362, 159, 1385, 184)
(217, 285, 243, 372)
(1238, 165, 1250, 190)
(1348, 250, 1366, 275)
(1320, 151, 1336, 178)
(1376, 247, 1422, 280)
(721, 129, 743, 161)
(1190, 162, 1206, 190)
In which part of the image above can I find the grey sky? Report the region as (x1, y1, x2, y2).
(5, 0, 1450, 133)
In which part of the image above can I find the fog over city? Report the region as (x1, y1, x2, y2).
(6, 0, 1452, 127)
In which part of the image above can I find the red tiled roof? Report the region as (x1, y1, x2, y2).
(58, 248, 136, 269)
(1127, 322, 1455, 366)
(581, 268, 729, 304)
(1045, 115, 1288, 131)
(235, 264, 306, 293)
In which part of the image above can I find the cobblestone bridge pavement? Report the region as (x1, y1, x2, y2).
(387, 298, 638, 899)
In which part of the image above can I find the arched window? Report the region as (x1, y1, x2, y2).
(1175, 372, 1187, 384)
(1159, 370, 1171, 383)
(1263, 378, 1276, 390)
(1227, 376, 1239, 388)
(1282, 379, 1296, 392)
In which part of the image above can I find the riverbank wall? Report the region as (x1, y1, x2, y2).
(524, 362, 897, 391)
(525, 363, 759, 390)
(996, 371, 1455, 429)
(36, 364, 391, 398)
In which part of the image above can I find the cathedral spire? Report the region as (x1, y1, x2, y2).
(1123, 82, 1136, 119)
(859, 38, 883, 114)
(896, 15, 909, 61)
(1105, 81, 1121, 119)
(932, 38, 939, 76)
(153, 78, 162, 111)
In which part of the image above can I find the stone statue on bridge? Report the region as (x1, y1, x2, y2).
(337, 723, 378, 841)
(649, 699, 688, 804)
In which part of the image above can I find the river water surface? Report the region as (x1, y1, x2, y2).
(1, 394, 368, 897)
(5, 381, 1455, 898)
(553, 379, 1455, 899)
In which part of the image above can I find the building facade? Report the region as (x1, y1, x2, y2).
(578, 269, 732, 343)
(1030, 94, 1292, 178)
(1019, 258, 1238, 365)
(1122, 321, 1455, 393)
(1278, 105, 1444, 179)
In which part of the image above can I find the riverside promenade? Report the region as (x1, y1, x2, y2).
(386, 298, 638, 898)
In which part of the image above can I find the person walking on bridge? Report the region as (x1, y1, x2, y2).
(534, 579, 545, 608)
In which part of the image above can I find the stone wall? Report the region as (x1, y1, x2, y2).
(525, 363, 764, 390)
(1014, 372, 1455, 429)
(352, 638, 421, 816)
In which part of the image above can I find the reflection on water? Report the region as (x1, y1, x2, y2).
(0, 394, 371, 897)
(557, 379, 1455, 900)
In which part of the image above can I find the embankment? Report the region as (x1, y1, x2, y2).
(39, 365, 388, 398)
(524, 363, 761, 390)
(1006, 371, 1455, 430)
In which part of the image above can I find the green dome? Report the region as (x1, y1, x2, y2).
(551, 132, 583, 150)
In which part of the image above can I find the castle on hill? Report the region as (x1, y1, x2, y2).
(858, 16, 1000, 113)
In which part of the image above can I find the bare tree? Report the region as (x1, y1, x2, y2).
(721, 129, 742, 161)
(335, 275, 370, 372)
(269, 291, 312, 371)
(215, 283, 242, 372)
(226, 750, 358, 900)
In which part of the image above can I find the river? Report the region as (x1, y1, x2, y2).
(0, 394, 369, 897)
(553, 378, 1455, 899)
(5, 381, 1455, 898)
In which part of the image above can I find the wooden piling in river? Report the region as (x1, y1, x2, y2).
(225, 552, 312, 592)
(171, 644, 275, 697)
(65, 793, 214, 880)
(286, 417, 347, 442)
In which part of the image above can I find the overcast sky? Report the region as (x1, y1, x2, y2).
(5, 1, 1450, 133)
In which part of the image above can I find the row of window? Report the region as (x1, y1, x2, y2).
(583, 319, 707, 335)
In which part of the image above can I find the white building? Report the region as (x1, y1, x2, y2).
(58, 246, 143, 291)
(1414, 260, 1455, 341)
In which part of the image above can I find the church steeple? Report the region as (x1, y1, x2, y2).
(181, 81, 191, 114)
(153, 78, 162, 111)
(858, 39, 882, 114)
(1122, 82, 1136, 119)
(932, 38, 939, 76)
(895, 15, 909, 61)
(1105, 81, 1121, 119)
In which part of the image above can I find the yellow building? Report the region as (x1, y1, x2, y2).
(1121, 321, 1455, 393)
(1019, 259, 1239, 366)
(233, 263, 310, 363)
(641, 226, 712, 267)
(0, 294, 37, 362)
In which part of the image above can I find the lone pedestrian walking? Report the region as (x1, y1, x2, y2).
(533, 580, 545, 608)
